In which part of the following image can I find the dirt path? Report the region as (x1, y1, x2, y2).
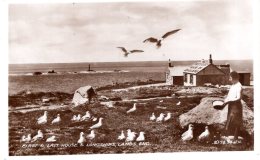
(9, 104, 70, 113)
(112, 83, 170, 92)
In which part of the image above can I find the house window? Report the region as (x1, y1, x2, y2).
(190, 74, 193, 84)
(184, 74, 187, 82)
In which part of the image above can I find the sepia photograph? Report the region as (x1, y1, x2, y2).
(3, 0, 260, 159)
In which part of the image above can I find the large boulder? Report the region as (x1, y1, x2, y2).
(72, 86, 96, 107)
(179, 97, 254, 135)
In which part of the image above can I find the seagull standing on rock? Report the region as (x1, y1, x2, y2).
(127, 103, 137, 114)
(77, 132, 85, 145)
(51, 114, 61, 124)
(136, 132, 145, 142)
(37, 111, 47, 124)
(164, 113, 172, 122)
(198, 126, 210, 142)
(89, 117, 103, 130)
(156, 113, 165, 122)
(46, 135, 57, 142)
(118, 130, 125, 140)
(181, 124, 194, 141)
(149, 113, 156, 121)
(32, 130, 43, 142)
(86, 130, 95, 140)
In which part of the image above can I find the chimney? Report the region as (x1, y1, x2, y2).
(209, 54, 213, 64)
(168, 59, 173, 67)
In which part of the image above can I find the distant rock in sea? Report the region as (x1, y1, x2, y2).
(48, 70, 57, 74)
(33, 72, 42, 75)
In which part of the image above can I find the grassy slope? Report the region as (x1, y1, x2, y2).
(9, 85, 253, 155)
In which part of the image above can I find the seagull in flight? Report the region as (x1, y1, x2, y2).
(117, 47, 144, 57)
(143, 29, 181, 48)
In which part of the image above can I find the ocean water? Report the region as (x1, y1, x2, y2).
(8, 60, 253, 94)
(8, 60, 253, 75)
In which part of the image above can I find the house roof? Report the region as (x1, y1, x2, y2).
(183, 61, 210, 74)
(168, 66, 186, 76)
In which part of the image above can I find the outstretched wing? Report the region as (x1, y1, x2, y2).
(117, 47, 128, 53)
(143, 37, 158, 43)
(162, 29, 181, 39)
(130, 50, 144, 53)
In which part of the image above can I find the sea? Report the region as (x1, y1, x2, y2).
(9, 60, 253, 76)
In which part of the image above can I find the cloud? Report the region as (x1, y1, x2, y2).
(9, 0, 253, 63)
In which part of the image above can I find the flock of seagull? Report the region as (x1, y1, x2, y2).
(117, 29, 181, 57)
(181, 124, 210, 142)
(21, 99, 210, 145)
(125, 102, 210, 142)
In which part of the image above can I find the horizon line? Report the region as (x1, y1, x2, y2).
(8, 59, 254, 65)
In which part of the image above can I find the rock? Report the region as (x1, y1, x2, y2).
(100, 101, 115, 108)
(98, 95, 110, 101)
(42, 98, 50, 103)
(48, 70, 57, 74)
(33, 72, 42, 75)
(179, 97, 254, 135)
(72, 86, 96, 107)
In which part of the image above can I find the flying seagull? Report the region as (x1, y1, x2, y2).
(143, 29, 181, 48)
(117, 47, 144, 57)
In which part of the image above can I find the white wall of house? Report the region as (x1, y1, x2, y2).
(184, 73, 196, 86)
(165, 72, 173, 85)
(193, 75, 196, 86)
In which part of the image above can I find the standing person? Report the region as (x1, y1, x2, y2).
(222, 71, 243, 140)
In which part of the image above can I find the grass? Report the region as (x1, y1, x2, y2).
(9, 84, 254, 156)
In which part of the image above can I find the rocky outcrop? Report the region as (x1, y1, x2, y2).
(72, 86, 96, 107)
(179, 97, 254, 135)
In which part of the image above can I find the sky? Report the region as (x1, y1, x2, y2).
(9, 0, 254, 64)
